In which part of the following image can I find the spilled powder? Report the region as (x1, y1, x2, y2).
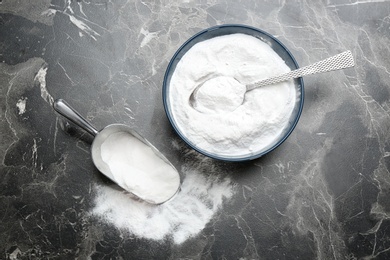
(91, 162, 235, 244)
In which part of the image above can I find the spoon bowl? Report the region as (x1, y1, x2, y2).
(189, 76, 246, 113)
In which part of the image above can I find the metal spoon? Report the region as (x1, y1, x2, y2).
(53, 99, 180, 204)
(190, 50, 355, 111)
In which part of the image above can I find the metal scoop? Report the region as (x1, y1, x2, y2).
(53, 99, 180, 204)
(190, 50, 355, 112)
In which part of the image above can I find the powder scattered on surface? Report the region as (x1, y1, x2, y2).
(91, 163, 235, 244)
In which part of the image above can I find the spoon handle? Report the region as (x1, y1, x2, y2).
(247, 50, 355, 91)
(53, 99, 99, 137)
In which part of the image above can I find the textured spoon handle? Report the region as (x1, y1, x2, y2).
(246, 50, 355, 91)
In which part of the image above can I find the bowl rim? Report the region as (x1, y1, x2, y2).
(162, 24, 304, 162)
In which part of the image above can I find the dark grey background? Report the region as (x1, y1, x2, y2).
(1, 0, 390, 259)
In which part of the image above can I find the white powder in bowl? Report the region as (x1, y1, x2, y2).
(168, 33, 296, 158)
(100, 132, 180, 204)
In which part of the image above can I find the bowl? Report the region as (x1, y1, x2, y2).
(162, 24, 304, 161)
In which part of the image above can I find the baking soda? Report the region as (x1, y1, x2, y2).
(91, 156, 235, 244)
(169, 33, 296, 157)
(100, 132, 180, 204)
(194, 76, 246, 113)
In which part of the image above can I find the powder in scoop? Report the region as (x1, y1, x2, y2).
(100, 132, 180, 204)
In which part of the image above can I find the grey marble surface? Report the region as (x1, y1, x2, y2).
(1, 0, 390, 259)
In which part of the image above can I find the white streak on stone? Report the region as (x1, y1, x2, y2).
(78, 2, 87, 17)
(16, 97, 27, 115)
(66, 0, 74, 14)
(8, 247, 22, 260)
(41, 8, 57, 17)
(68, 14, 100, 41)
(34, 66, 54, 105)
(32, 138, 38, 168)
(328, 0, 388, 7)
(151, 60, 157, 76)
(57, 62, 76, 85)
(140, 28, 158, 48)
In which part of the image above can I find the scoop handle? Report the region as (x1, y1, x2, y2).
(53, 99, 99, 137)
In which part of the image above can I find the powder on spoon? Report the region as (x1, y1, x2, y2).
(100, 132, 180, 204)
(193, 76, 246, 113)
